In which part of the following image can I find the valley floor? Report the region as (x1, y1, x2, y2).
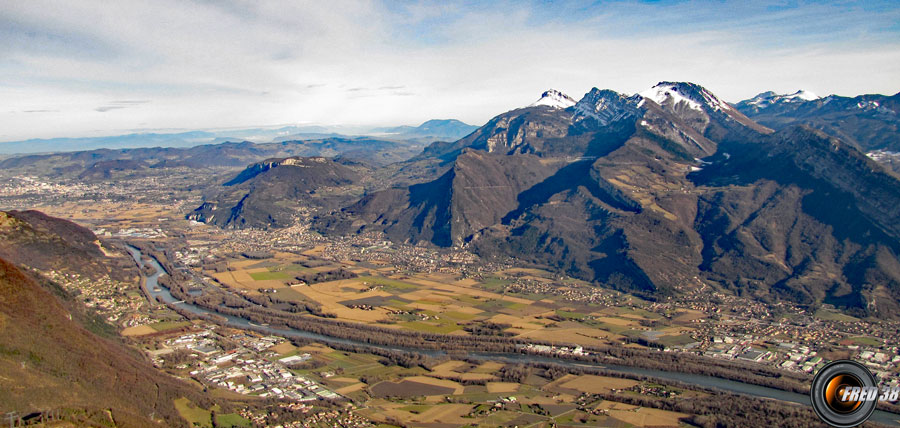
(3, 172, 900, 427)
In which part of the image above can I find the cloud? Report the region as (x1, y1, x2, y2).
(94, 106, 126, 113)
(94, 100, 150, 113)
(1, 0, 899, 140)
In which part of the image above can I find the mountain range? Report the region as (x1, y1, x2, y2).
(0, 119, 478, 155)
(735, 89, 900, 153)
(0, 137, 426, 180)
(304, 82, 900, 318)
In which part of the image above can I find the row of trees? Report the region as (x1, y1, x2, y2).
(293, 268, 356, 285)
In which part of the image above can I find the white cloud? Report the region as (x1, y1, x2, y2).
(1, 0, 899, 141)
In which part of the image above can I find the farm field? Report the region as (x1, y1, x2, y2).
(280, 345, 696, 427)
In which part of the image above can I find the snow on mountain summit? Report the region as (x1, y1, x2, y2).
(741, 90, 821, 108)
(640, 83, 702, 111)
(789, 89, 819, 101)
(639, 82, 734, 112)
(530, 89, 576, 109)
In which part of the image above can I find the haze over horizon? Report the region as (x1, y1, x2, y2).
(2, 0, 900, 142)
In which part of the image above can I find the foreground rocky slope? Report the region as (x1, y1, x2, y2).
(0, 211, 207, 426)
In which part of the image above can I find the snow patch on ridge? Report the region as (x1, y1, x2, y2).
(573, 89, 643, 126)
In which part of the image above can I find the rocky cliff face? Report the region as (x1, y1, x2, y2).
(418, 106, 576, 159)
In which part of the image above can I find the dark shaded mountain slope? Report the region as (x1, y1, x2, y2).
(189, 156, 361, 229)
(687, 126, 900, 316)
(319, 150, 562, 246)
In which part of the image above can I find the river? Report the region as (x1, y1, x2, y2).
(126, 246, 900, 426)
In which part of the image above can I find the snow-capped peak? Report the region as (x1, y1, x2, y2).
(639, 82, 734, 113)
(742, 89, 820, 108)
(788, 89, 819, 101)
(530, 89, 576, 109)
(640, 83, 702, 111)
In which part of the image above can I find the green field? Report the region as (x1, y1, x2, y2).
(556, 310, 588, 320)
(442, 311, 478, 321)
(249, 270, 295, 281)
(215, 412, 250, 427)
(478, 276, 512, 291)
(174, 397, 212, 428)
(657, 334, 697, 347)
(150, 320, 191, 332)
(400, 321, 462, 334)
(814, 309, 859, 322)
(849, 336, 883, 346)
(453, 294, 484, 305)
(274, 263, 312, 272)
(476, 299, 524, 312)
(358, 275, 419, 291)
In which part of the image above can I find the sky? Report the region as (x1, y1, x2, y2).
(2, 0, 900, 142)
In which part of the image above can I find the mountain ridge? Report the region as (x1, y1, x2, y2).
(307, 82, 900, 316)
(0, 119, 479, 155)
(735, 90, 900, 152)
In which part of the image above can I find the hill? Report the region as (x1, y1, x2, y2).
(0, 210, 134, 281)
(319, 149, 562, 246)
(0, 212, 210, 426)
(189, 156, 362, 229)
(374, 119, 479, 142)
